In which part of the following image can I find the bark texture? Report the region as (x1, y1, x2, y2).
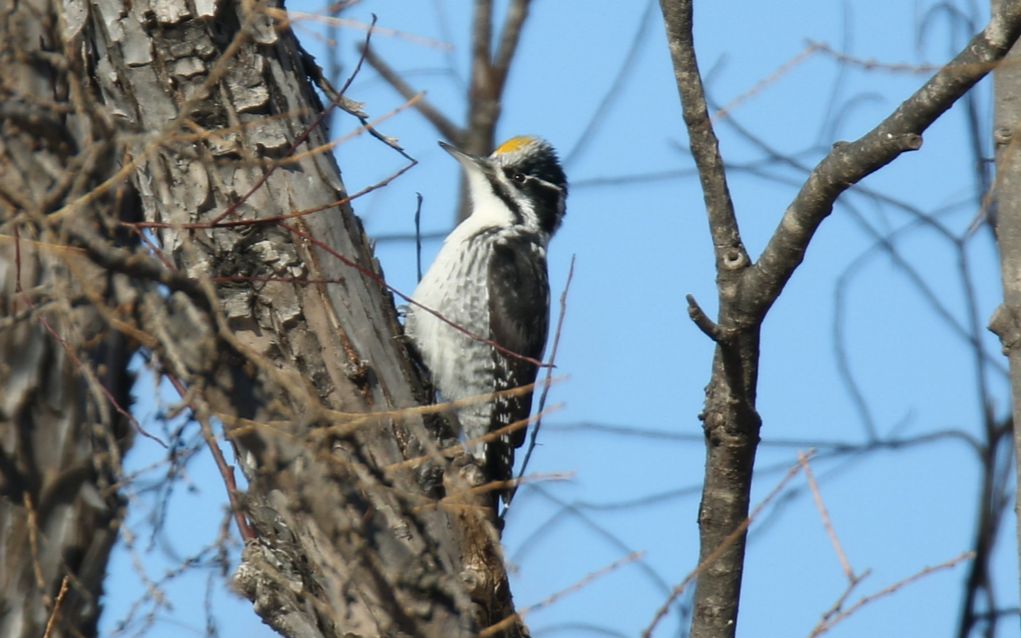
(0, 0, 136, 636)
(2, 0, 525, 635)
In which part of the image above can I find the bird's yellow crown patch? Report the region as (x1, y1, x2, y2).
(494, 136, 535, 156)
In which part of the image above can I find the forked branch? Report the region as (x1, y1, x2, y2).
(656, 1, 1021, 637)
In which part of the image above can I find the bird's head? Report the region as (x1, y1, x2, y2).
(440, 135, 568, 236)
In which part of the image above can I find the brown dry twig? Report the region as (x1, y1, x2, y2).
(209, 13, 381, 226)
(642, 453, 811, 637)
(360, 44, 463, 143)
(384, 402, 563, 472)
(280, 220, 550, 368)
(479, 551, 644, 637)
(22, 494, 46, 592)
(130, 155, 418, 231)
(41, 575, 70, 638)
(807, 551, 975, 637)
(798, 452, 854, 581)
(712, 43, 821, 122)
(809, 39, 941, 75)
(274, 9, 453, 50)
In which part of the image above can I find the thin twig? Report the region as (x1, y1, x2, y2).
(34, 311, 166, 447)
(42, 575, 71, 638)
(808, 551, 975, 637)
(565, 0, 655, 166)
(798, 452, 854, 581)
(748, 1, 1021, 313)
(642, 453, 809, 637)
(165, 375, 256, 541)
(22, 493, 46, 591)
(515, 484, 677, 598)
(385, 401, 563, 472)
(713, 43, 821, 122)
(279, 220, 548, 368)
(810, 39, 941, 74)
(131, 154, 418, 230)
(276, 9, 452, 50)
(13, 225, 22, 294)
(479, 551, 643, 637)
(414, 192, 424, 281)
(360, 44, 463, 142)
(434, 470, 573, 506)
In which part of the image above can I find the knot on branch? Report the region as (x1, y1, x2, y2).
(887, 132, 923, 151)
(988, 303, 1021, 354)
(721, 248, 747, 271)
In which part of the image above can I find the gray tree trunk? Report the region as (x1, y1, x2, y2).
(659, 0, 1021, 636)
(989, 0, 1021, 621)
(0, 0, 136, 636)
(1, 0, 524, 635)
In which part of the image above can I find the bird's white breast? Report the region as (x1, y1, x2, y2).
(406, 223, 495, 404)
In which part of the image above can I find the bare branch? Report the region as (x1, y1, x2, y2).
(491, 0, 531, 91)
(658, 0, 747, 274)
(798, 453, 854, 581)
(480, 551, 642, 637)
(643, 455, 808, 637)
(360, 43, 464, 143)
(41, 576, 70, 638)
(809, 551, 975, 637)
(685, 293, 734, 343)
(749, 1, 1021, 317)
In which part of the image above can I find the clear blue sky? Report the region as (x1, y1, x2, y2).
(101, 2, 1017, 637)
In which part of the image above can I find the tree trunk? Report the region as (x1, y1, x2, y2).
(2, 0, 524, 635)
(989, 0, 1021, 620)
(72, 0, 518, 635)
(660, 0, 1021, 636)
(0, 0, 136, 636)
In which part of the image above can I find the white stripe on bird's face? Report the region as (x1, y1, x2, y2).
(440, 137, 567, 238)
(441, 143, 517, 229)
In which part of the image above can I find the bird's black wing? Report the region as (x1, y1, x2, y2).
(486, 236, 550, 491)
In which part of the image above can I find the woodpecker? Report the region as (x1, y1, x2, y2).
(405, 136, 568, 504)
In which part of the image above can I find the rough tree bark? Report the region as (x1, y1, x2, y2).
(0, 0, 137, 635)
(2, 0, 526, 636)
(658, 1, 1021, 636)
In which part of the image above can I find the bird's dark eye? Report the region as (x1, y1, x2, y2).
(512, 172, 526, 184)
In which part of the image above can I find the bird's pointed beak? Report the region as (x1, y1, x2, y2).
(438, 141, 489, 174)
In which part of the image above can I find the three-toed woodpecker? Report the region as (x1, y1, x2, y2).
(405, 136, 568, 503)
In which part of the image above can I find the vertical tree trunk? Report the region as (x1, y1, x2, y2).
(2, 0, 526, 635)
(989, 0, 1021, 617)
(72, 0, 519, 635)
(661, 1, 1021, 636)
(0, 0, 136, 636)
